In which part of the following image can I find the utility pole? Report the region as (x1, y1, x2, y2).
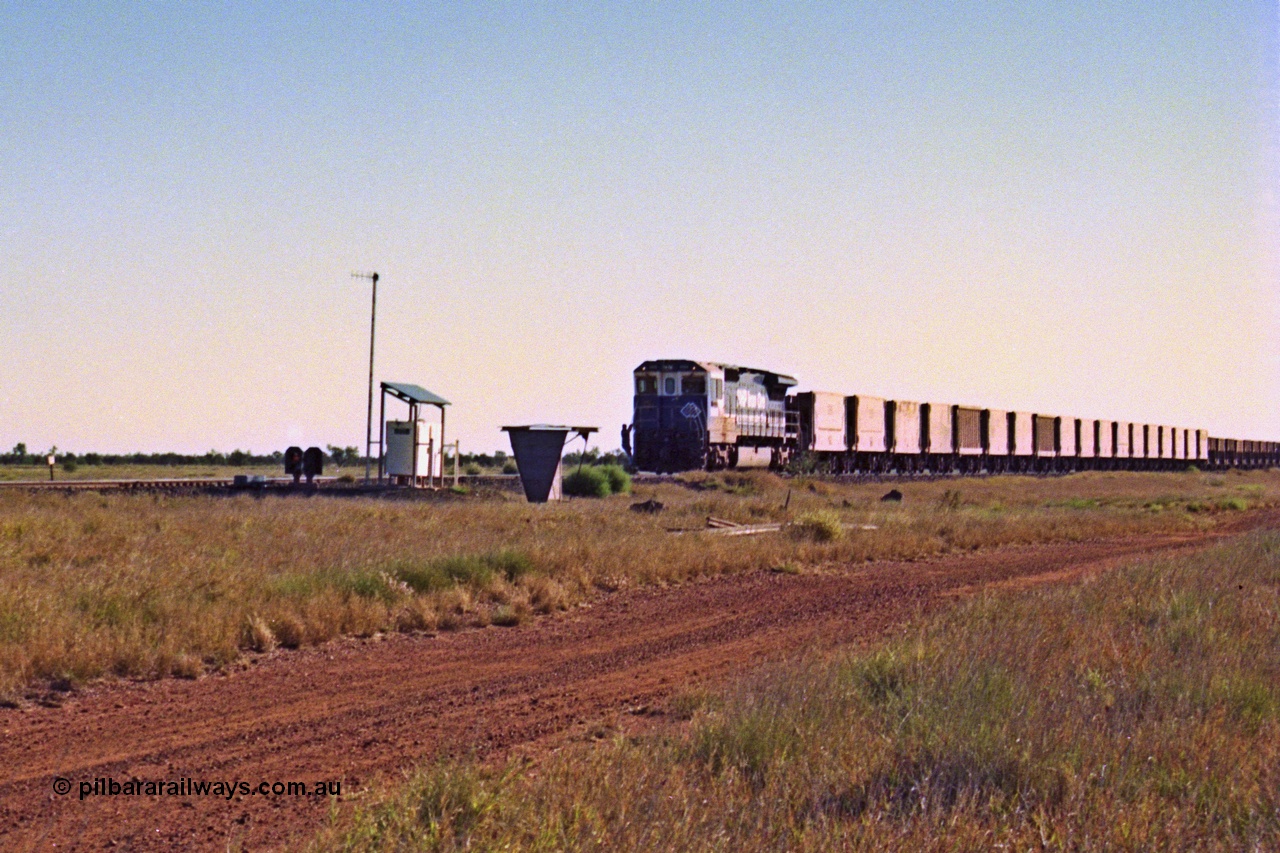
(352, 271, 379, 484)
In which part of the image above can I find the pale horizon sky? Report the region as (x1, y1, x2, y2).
(3, 2, 1278, 456)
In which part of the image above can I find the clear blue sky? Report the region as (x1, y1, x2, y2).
(2, 2, 1277, 454)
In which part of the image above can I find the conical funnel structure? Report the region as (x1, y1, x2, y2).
(501, 425, 598, 503)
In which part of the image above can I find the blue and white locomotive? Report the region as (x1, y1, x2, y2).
(629, 359, 1279, 474)
(630, 359, 797, 473)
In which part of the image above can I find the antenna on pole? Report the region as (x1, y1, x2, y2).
(352, 271, 379, 485)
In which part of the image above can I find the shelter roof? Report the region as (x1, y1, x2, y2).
(501, 424, 597, 435)
(381, 382, 450, 406)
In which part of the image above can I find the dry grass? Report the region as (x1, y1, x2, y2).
(0, 463, 282, 481)
(307, 527, 1280, 852)
(0, 470, 1277, 698)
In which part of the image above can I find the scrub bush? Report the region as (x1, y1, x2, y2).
(599, 464, 632, 494)
(563, 467, 611, 498)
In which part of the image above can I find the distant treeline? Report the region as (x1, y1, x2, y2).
(562, 448, 630, 468)
(1, 442, 289, 467)
(2, 442, 626, 470)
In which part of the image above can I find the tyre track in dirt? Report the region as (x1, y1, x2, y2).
(1, 513, 1275, 851)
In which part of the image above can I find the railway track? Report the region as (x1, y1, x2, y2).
(0, 467, 1242, 496)
(0, 475, 521, 495)
(0, 477, 239, 491)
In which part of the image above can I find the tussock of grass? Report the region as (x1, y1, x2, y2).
(311, 530, 1280, 851)
(790, 510, 844, 542)
(386, 551, 534, 594)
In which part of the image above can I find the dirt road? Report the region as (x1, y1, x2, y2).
(0, 517, 1269, 851)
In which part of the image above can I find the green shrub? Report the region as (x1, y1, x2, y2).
(501, 460, 518, 474)
(464, 462, 482, 475)
(562, 465, 632, 497)
(599, 464, 632, 494)
(563, 466, 612, 498)
(61, 460, 77, 473)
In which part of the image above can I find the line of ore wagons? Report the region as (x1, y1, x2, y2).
(630, 360, 1279, 473)
(797, 390, 1275, 473)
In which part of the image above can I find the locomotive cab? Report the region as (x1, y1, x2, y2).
(631, 360, 796, 473)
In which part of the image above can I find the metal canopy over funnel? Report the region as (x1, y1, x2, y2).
(501, 425, 598, 503)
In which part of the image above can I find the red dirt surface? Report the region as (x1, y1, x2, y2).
(1, 516, 1273, 851)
